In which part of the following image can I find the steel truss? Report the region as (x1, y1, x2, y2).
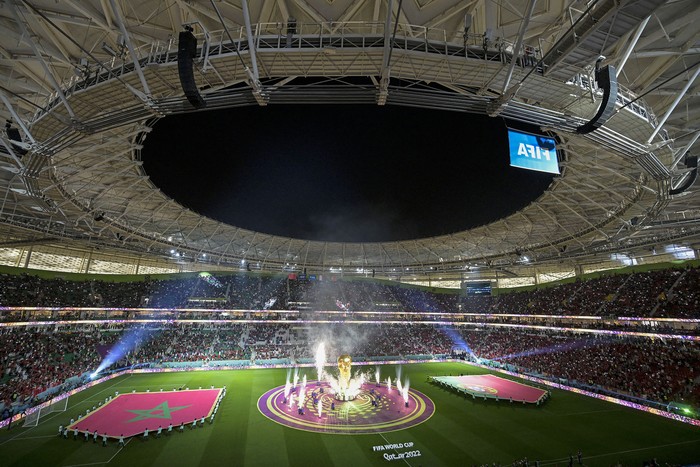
(0, 1, 698, 279)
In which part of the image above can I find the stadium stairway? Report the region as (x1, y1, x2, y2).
(649, 269, 688, 317)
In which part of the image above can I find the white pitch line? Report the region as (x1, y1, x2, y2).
(551, 408, 622, 417)
(378, 433, 413, 467)
(66, 375, 136, 411)
(0, 411, 63, 447)
(62, 438, 132, 467)
(105, 438, 133, 464)
(1, 434, 57, 442)
(0, 375, 133, 447)
(540, 438, 700, 465)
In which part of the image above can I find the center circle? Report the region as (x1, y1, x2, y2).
(257, 380, 435, 434)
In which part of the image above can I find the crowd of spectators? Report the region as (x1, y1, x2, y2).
(2, 265, 700, 421)
(655, 267, 700, 318)
(2, 322, 699, 422)
(0, 272, 458, 313)
(0, 265, 699, 317)
(286, 279, 458, 312)
(487, 265, 699, 318)
(0, 327, 105, 419)
(459, 329, 700, 406)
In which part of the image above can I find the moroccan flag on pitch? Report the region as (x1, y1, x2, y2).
(68, 388, 221, 437)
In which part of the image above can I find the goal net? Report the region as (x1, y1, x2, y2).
(23, 396, 69, 427)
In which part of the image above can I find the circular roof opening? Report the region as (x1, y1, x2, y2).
(142, 105, 554, 242)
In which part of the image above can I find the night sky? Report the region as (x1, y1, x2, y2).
(141, 105, 554, 242)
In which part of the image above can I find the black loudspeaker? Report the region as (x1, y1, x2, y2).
(178, 30, 206, 109)
(5, 123, 28, 156)
(670, 154, 698, 195)
(576, 65, 617, 134)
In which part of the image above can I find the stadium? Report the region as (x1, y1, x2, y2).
(0, 0, 699, 465)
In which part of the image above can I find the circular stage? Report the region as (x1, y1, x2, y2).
(257, 381, 435, 434)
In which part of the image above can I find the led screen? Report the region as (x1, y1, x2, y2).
(464, 281, 492, 295)
(508, 129, 560, 174)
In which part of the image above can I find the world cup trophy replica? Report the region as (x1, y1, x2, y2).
(336, 354, 353, 401)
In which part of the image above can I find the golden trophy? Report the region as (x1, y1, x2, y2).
(337, 354, 352, 400)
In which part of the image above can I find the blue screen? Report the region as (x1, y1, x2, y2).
(508, 129, 559, 174)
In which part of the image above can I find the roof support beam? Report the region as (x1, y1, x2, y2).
(209, 0, 266, 104)
(276, 0, 290, 21)
(334, 0, 368, 28)
(63, 0, 151, 43)
(548, 192, 611, 240)
(615, 15, 650, 78)
(502, 0, 538, 93)
(29, 12, 74, 66)
(487, 0, 539, 116)
(99, 0, 114, 29)
(0, 134, 25, 168)
(294, 0, 328, 27)
(371, 0, 381, 33)
(9, 0, 75, 119)
(0, 91, 35, 146)
(241, 0, 260, 82)
(647, 64, 700, 143)
(632, 48, 700, 59)
(108, 0, 151, 99)
(378, 0, 394, 105)
(425, 1, 474, 29)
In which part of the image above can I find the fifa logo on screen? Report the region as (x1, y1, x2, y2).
(508, 129, 560, 174)
(517, 143, 552, 161)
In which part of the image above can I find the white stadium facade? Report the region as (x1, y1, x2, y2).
(0, 0, 698, 288)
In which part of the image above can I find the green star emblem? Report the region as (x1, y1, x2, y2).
(126, 401, 191, 423)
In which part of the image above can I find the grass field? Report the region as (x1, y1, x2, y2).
(1, 362, 698, 467)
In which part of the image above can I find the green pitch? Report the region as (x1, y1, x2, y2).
(1, 362, 698, 466)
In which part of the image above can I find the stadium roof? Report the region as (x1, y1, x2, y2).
(0, 0, 699, 279)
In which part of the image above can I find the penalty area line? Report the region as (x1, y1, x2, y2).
(67, 375, 136, 411)
(1, 434, 57, 442)
(0, 376, 134, 448)
(0, 408, 70, 448)
(62, 438, 132, 467)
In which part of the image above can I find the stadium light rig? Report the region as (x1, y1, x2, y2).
(93, 327, 154, 376)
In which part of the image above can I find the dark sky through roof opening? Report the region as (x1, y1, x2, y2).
(142, 105, 554, 242)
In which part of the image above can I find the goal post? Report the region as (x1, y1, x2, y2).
(22, 396, 69, 427)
